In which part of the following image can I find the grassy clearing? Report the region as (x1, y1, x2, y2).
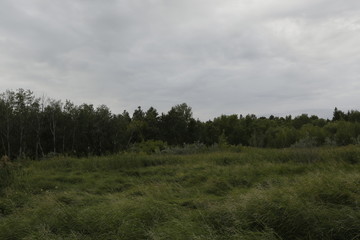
(1, 146, 360, 239)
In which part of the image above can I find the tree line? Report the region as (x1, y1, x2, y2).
(1, 89, 360, 159)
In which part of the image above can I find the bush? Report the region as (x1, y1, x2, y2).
(0, 156, 16, 194)
(291, 136, 318, 148)
(130, 140, 168, 154)
(161, 142, 208, 155)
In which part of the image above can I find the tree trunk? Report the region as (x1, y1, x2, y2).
(19, 126, 24, 157)
(1, 135, 6, 155)
(6, 120, 11, 158)
(50, 115, 56, 153)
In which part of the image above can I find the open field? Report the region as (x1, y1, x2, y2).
(1, 146, 360, 240)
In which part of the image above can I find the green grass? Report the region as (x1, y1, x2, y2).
(1, 146, 360, 239)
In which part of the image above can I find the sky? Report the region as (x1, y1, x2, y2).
(1, 0, 360, 120)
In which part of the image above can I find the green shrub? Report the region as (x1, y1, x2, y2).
(130, 140, 168, 154)
(161, 142, 209, 155)
(0, 157, 20, 194)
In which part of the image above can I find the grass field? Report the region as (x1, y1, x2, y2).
(1, 146, 360, 240)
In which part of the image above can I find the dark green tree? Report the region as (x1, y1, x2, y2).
(161, 103, 194, 145)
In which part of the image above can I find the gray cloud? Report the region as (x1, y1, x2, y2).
(1, 0, 360, 120)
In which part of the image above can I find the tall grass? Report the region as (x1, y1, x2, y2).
(1, 146, 360, 239)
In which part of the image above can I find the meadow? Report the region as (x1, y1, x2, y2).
(1, 146, 360, 240)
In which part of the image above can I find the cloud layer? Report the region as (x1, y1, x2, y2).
(1, 0, 360, 119)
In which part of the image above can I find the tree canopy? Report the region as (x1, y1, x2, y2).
(1, 89, 360, 159)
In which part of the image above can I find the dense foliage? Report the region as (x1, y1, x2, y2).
(2, 89, 360, 159)
(1, 147, 360, 239)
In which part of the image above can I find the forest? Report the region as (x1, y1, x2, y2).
(1, 88, 360, 159)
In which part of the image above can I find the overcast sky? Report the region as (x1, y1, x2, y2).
(1, 0, 360, 120)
